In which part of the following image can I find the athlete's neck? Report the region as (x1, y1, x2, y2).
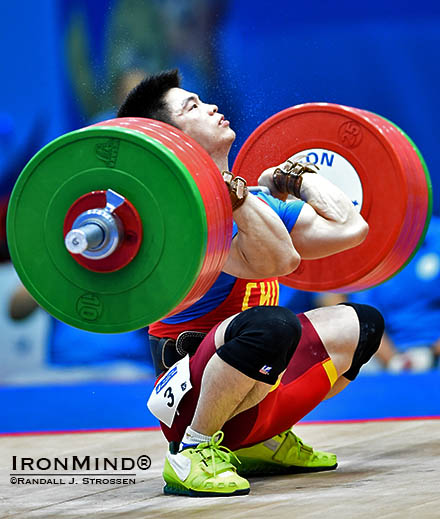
(211, 152, 229, 173)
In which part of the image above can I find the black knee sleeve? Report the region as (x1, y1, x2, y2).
(340, 303, 385, 380)
(216, 306, 302, 385)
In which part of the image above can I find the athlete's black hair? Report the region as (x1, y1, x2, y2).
(117, 69, 181, 126)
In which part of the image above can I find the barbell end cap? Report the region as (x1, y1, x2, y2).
(65, 224, 104, 254)
(65, 229, 89, 254)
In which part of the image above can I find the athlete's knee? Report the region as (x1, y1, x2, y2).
(216, 306, 302, 385)
(339, 302, 385, 380)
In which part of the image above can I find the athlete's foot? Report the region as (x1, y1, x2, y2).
(163, 431, 250, 497)
(232, 428, 337, 477)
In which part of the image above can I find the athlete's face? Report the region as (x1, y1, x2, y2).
(164, 87, 235, 156)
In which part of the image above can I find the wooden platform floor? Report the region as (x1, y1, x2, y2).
(1, 419, 439, 519)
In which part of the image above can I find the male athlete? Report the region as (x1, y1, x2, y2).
(118, 70, 384, 497)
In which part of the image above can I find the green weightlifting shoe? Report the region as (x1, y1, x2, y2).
(163, 431, 250, 497)
(232, 429, 338, 477)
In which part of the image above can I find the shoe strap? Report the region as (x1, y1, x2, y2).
(272, 431, 313, 463)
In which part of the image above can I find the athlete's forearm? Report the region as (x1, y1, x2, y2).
(298, 172, 359, 224)
(259, 167, 363, 225)
(259, 167, 368, 258)
(223, 194, 300, 279)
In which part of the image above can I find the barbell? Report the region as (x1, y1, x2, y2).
(233, 103, 432, 292)
(6, 105, 432, 333)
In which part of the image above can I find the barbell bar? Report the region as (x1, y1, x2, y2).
(6, 106, 432, 332)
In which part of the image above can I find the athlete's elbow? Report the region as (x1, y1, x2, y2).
(345, 218, 369, 249)
(270, 249, 301, 276)
(353, 218, 369, 245)
(284, 250, 301, 275)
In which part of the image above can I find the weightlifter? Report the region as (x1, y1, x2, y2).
(118, 70, 385, 497)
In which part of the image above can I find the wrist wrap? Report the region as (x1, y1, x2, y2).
(272, 157, 319, 198)
(222, 171, 249, 210)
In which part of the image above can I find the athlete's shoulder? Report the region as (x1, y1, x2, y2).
(253, 191, 304, 231)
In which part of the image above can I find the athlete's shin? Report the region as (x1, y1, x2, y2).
(190, 354, 260, 436)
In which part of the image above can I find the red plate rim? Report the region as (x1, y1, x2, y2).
(346, 108, 429, 290)
(94, 118, 233, 313)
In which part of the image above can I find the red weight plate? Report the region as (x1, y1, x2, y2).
(94, 118, 233, 315)
(63, 190, 143, 273)
(330, 107, 424, 291)
(347, 108, 430, 291)
(233, 103, 412, 292)
(379, 111, 432, 240)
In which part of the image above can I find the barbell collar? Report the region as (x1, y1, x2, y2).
(65, 188, 126, 260)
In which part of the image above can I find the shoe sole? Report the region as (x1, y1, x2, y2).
(237, 461, 338, 478)
(164, 484, 250, 497)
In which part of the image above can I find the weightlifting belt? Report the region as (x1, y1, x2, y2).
(149, 331, 207, 376)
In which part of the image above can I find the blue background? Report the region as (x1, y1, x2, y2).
(1, 372, 439, 434)
(2, 0, 440, 213)
(1, 0, 439, 433)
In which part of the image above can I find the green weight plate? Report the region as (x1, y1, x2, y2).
(7, 127, 207, 332)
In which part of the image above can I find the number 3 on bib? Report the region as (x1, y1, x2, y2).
(147, 354, 192, 427)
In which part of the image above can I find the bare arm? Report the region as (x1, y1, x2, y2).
(222, 194, 300, 279)
(259, 167, 369, 259)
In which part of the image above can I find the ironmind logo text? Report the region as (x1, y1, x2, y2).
(12, 455, 151, 471)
